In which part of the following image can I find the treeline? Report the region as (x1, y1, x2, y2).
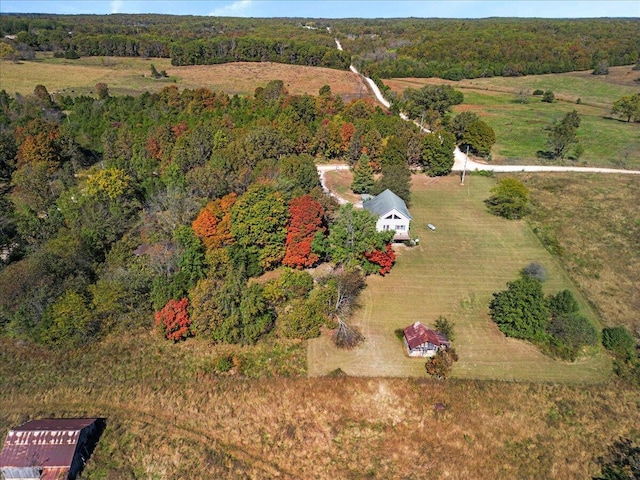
(0, 14, 348, 69)
(0, 80, 425, 349)
(337, 18, 640, 79)
(169, 37, 350, 68)
(3, 14, 639, 79)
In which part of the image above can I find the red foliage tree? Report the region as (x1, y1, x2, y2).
(340, 122, 355, 152)
(155, 297, 192, 341)
(283, 195, 325, 269)
(192, 193, 237, 250)
(365, 243, 396, 275)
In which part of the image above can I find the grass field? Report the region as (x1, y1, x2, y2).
(0, 54, 369, 99)
(309, 173, 611, 382)
(526, 173, 640, 332)
(386, 66, 640, 169)
(0, 334, 637, 479)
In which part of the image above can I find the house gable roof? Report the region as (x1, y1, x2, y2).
(404, 322, 448, 350)
(363, 189, 412, 220)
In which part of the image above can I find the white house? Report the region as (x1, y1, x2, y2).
(362, 189, 412, 241)
(403, 322, 450, 357)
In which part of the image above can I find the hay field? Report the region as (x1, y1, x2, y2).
(308, 174, 611, 382)
(1, 332, 636, 479)
(0, 55, 369, 98)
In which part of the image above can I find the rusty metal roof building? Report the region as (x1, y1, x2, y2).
(0, 418, 101, 480)
(404, 322, 448, 350)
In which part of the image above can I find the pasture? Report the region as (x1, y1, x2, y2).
(386, 66, 640, 169)
(308, 173, 611, 382)
(0, 54, 368, 99)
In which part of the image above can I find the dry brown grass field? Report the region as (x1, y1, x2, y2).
(0, 55, 369, 99)
(526, 173, 640, 333)
(1, 334, 638, 479)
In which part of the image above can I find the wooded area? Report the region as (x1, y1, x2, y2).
(1, 15, 638, 79)
(0, 80, 419, 349)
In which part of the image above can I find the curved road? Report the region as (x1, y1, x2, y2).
(335, 38, 640, 176)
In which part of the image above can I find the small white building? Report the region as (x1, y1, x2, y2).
(362, 189, 412, 241)
(403, 322, 450, 357)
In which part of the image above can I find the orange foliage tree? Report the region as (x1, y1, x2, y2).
(155, 297, 192, 341)
(283, 195, 325, 269)
(192, 193, 237, 250)
(364, 243, 396, 276)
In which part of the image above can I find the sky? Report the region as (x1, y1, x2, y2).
(1, 1, 638, 18)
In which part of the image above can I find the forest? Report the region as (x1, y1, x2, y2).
(1, 14, 639, 79)
(0, 79, 426, 349)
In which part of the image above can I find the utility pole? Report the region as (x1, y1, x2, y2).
(460, 145, 469, 185)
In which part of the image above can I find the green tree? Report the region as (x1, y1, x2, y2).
(547, 289, 579, 317)
(351, 154, 375, 194)
(611, 93, 640, 122)
(434, 316, 455, 343)
(489, 275, 549, 341)
(40, 290, 95, 348)
(421, 130, 455, 177)
(546, 110, 581, 159)
(485, 177, 531, 219)
(542, 90, 555, 103)
(547, 312, 598, 360)
(401, 84, 464, 123)
(327, 204, 393, 273)
(231, 183, 289, 270)
(449, 111, 479, 142)
(460, 120, 496, 158)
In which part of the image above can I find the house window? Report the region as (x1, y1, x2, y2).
(395, 225, 405, 231)
(383, 225, 390, 230)
(384, 214, 393, 219)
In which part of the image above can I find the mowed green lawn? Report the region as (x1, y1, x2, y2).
(308, 174, 611, 382)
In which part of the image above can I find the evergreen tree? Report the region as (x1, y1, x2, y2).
(350, 154, 375, 194)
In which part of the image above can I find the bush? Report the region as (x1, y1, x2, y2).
(485, 178, 531, 220)
(602, 326, 636, 359)
(547, 313, 598, 361)
(489, 275, 549, 341)
(532, 89, 544, 96)
(521, 262, 548, 282)
(547, 289, 579, 317)
(542, 90, 555, 103)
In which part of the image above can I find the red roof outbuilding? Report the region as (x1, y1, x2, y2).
(0, 418, 102, 480)
(403, 322, 449, 350)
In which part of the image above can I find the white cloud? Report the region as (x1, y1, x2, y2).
(209, 0, 254, 17)
(110, 0, 124, 14)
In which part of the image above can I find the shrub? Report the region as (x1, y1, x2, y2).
(542, 90, 555, 103)
(602, 326, 636, 359)
(532, 89, 544, 96)
(485, 177, 531, 220)
(521, 262, 548, 282)
(490, 275, 549, 341)
(547, 313, 598, 361)
(155, 297, 192, 342)
(547, 289, 579, 317)
(425, 348, 459, 380)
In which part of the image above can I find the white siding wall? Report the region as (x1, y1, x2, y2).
(375, 209, 410, 235)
